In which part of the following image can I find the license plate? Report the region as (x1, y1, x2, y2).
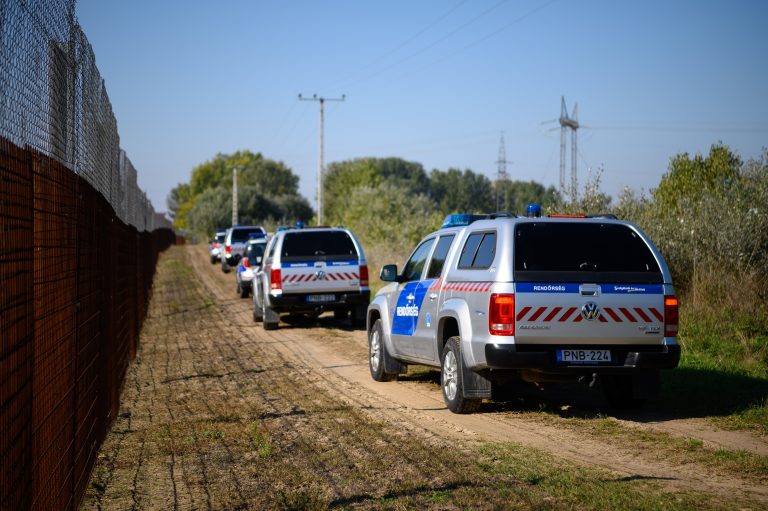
(306, 294, 336, 303)
(557, 349, 611, 364)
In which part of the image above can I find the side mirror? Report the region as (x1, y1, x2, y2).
(379, 264, 399, 282)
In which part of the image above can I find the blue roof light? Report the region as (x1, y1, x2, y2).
(441, 213, 486, 229)
(248, 232, 266, 239)
(526, 203, 542, 218)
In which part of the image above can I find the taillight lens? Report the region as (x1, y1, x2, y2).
(270, 268, 282, 290)
(242, 257, 249, 268)
(359, 265, 369, 286)
(225, 245, 231, 255)
(664, 295, 679, 336)
(489, 293, 515, 336)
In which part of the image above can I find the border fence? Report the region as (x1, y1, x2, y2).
(1, 1, 175, 509)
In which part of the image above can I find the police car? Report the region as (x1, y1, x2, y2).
(252, 226, 369, 329)
(221, 225, 266, 273)
(235, 234, 268, 298)
(209, 230, 226, 264)
(366, 205, 680, 413)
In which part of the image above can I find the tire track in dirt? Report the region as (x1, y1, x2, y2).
(188, 245, 768, 505)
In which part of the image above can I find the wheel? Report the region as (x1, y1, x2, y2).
(252, 291, 263, 323)
(263, 298, 279, 330)
(602, 375, 647, 409)
(441, 337, 481, 414)
(221, 261, 230, 273)
(210, 255, 217, 264)
(238, 281, 249, 299)
(369, 319, 397, 382)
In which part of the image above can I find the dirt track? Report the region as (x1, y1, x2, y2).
(82, 246, 768, 510)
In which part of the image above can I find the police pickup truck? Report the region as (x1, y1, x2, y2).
(253, 226, 370, 329)
(367, 207, 680, 413)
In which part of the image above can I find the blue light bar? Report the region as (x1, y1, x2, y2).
(248, 232, 266, 239)
(441, 213, 486, 229)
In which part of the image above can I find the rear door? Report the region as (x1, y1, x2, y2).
(279, 230, 363, 298)
(513, 221, 666, 348)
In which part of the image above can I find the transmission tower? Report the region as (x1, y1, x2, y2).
(559, 97, 579, 202)
(495, 132, 511, 211)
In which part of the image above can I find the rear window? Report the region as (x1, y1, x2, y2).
(281, 231, 358, 262)
(216, 233, 226, 243)
(514, 222, 662, 283)
(246, 243, 266, 261)
(232, 227, 265, 243)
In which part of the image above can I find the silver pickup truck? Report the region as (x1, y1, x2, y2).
(367, 210, 680, 413)
(253, 227, 370, 329)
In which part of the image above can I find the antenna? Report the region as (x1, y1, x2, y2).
(559, 97, 579, 202)
(495, 131, 512, 211)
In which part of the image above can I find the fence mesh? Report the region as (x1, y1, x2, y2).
(1, 1, 175, 509)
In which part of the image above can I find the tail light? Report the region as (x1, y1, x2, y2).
(242, 257, 249, 268)
(270, 268, 282, 290)
(225, 244, 231, 255)
(489, 293, 515, 336)
(664, 295, 679, 337)
(359, 265, 369, 286)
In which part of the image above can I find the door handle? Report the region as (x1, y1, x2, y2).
(428, 293, 438, 301)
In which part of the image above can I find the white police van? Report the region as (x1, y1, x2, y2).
(367, 206, 680, 413)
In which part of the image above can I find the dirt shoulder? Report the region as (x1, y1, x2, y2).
(82, 246, 767, 510)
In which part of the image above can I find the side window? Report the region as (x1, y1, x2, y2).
(458, 233, 483, 268)
(472, 233, 496, 268)
(426, 235, 455, 279)
(401, 238, 435, 282)
(458, 232, 496, 269)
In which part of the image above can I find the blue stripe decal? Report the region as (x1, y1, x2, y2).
(282, 260, 358, 268)
(516, 283, 663, 294)
(391, 280, 435, 336)
(600, 284, 663, 294)
(516, 283, 580, 293)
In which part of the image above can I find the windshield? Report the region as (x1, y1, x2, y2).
(246, 243, 265, 261)
(514, 222, 662, 283)
(281, 231, 358, 262)
(231, 227, 264, 243)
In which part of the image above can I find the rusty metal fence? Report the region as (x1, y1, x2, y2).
(1, 1, 175, 509)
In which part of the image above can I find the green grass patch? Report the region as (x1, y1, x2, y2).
(477, 442, 731, 510)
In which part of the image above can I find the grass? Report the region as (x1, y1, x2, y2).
(476, 442, 723, 511)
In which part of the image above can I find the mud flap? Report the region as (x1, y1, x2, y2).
(383, 343, 407, 375)
(461, 359, 492, 399)
(263, 303, 280, 324)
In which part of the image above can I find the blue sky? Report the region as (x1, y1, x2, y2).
(76, 0, 768, 212)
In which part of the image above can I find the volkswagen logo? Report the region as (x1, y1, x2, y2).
(315, 270, 326, 280)
(581, 301, 600, 321)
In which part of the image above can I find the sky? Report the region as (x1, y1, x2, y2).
(75, 0, 768, 213)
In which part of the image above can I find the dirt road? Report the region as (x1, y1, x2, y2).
(83, 246, 767, 510)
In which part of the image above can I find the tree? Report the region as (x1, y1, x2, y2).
(492, 180, 560, 215)
(429, 168, 494, 214)
(323, 157, 429, 224)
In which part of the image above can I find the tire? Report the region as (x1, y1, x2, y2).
(602, 375, 647, 409)
(221, 261, 230, 273)
(252, 291, 263, 323)
(368, 319, 397, 382)
(210, 255, 217, 264)
(263, 299, 279, 330)
(238, 281, 249, 299)
(441, 337, 481, 414)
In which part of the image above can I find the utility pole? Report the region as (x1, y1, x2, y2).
(231, 166, 239, 225)
(299, 93, 345, 224)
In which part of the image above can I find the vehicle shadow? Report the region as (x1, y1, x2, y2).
(399, 365, 767, 423)
(278, 313, 367, 332)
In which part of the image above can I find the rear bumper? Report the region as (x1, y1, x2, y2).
(268, 290, 370, 313)
(484, 343, 680, 372)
